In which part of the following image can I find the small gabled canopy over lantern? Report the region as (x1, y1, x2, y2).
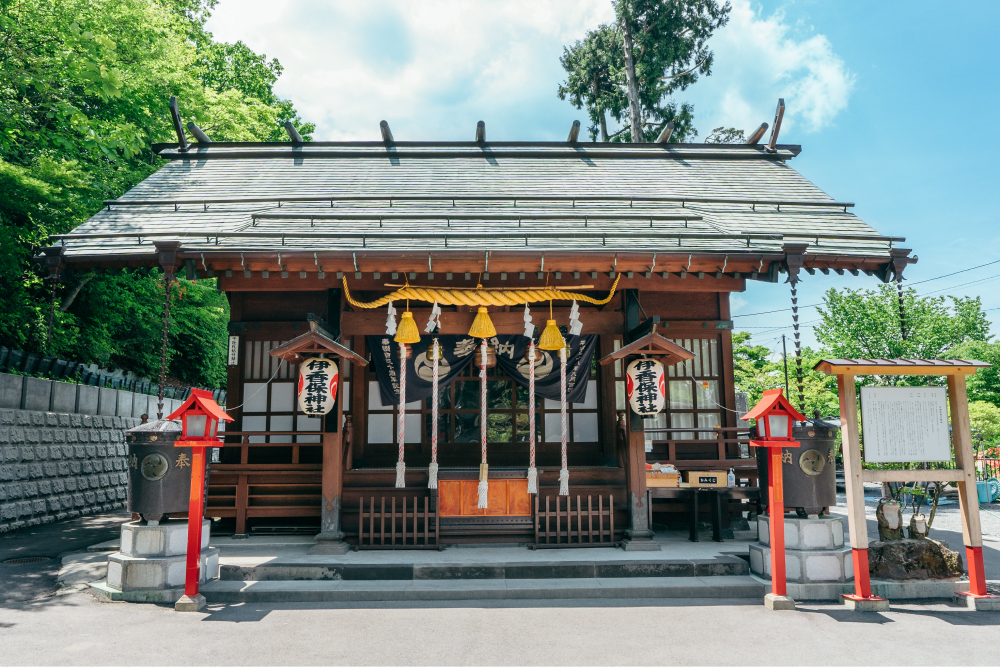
(269, 320, 369, 367)
(167, 388, 233, 443)
(597, 331, 696, 368)
(741, 388, 806, 446)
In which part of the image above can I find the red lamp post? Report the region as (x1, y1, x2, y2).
(742, 389, 805, 609)
(166, 388, 233, 611)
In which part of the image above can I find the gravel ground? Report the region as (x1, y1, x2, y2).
(829, 482, 1000, 539)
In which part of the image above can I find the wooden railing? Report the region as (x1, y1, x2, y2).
(357, 495, 440, 550)
(643, 426, 752, 466)
(532, 494, 617, 548)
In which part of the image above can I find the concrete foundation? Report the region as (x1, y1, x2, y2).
(751, 516, 852, 584)
(841, 595, 890, 612)
(954, 593, 1000, 611)
(764, 593, 796, 610)
(104, 519, 219, 597)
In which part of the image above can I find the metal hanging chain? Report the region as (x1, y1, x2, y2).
(790, 280, 805, 413)
(896, 275, 907, 341)
(157, 274, 172, 420)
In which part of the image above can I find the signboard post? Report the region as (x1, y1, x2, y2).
(814, 359, 998, 612)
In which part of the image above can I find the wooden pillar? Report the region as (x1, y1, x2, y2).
(313, 374, 349, 554)
(838, 373, 882, 602)
(948, 374, 988, 597)
(598, 336, 618, 464)
(622, 407, 658, 550)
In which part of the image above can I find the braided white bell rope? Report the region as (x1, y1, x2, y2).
(395, 341, 406, 488)
(526, 340, 537, 494)
(478, 338, 489, 509)
(428, 339, 439, 489)
(558, 345, 569, 496)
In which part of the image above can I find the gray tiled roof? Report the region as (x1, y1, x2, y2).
(55, 142, 900, 259)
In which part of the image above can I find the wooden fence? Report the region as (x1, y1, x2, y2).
(532, 494, 617, 548)
(357, 495, 440, 550)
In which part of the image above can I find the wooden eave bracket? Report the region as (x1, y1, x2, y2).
(269, 322, 368, 367)
(597, 331, 695, 367)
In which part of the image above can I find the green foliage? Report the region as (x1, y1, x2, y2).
(968, 401, 1000, 450)
(557, 0, 730, 142)
(0, 0, 309, 387)
(946, 340, 1000, 407)
(814, 284, 990, 387)
(705, 126, 744, 143)
(732, 332, 839, 420)
(168, 279, 229, 388)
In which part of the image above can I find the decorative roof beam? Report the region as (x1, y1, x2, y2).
(655, 122, 675, 144)
(746, 122, 769, 145)
(767, 99, 785, 153)
(186, 122, 211, 144)
(168, 97, 188, 152)
(567, 120, 581, 143)
(380, 120, 394, 143)
(475, 120, 485, 143)
(284, 121, 303, 142)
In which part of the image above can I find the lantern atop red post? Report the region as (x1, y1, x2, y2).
(742, 389, 804, 611)
(166, 389, 232, 611)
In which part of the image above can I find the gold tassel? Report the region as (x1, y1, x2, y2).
(538, 319, 564, 350)
(394, 311, 421, 344)
(468, 306, 497, 338)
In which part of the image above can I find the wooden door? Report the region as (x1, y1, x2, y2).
(438, 479, 531, 516)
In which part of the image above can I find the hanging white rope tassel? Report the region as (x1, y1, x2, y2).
(395, 341, 406, 488)
(428, 339, 439, 489)
(558, 345, 569, 496)
(478, 338, 489, 509)
(526, 340, 538, 494)
(385, 300, 397, 336)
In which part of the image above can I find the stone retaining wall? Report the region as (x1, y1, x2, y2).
(0, 408, 140, 533)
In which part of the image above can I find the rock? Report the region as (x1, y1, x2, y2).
(868, 538, 964, 580)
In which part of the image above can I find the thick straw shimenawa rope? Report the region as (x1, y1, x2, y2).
(344, 275, 621, 309)
(428, 339, 439, 489)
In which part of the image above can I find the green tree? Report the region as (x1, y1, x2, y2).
(705, 126, 744, 143)
(557, 0, 730, 142)
(0, 0, 311, 387)
(814, 284, 990, 387)
(946, 340, 1000, 407)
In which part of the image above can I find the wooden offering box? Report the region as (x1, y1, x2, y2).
(646, 472, 681, 488)
(683, 470, 728, 487)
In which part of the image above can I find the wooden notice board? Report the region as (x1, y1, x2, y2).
(860, 386, 951, 462)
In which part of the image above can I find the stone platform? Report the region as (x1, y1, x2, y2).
(95, 519, 219, 603)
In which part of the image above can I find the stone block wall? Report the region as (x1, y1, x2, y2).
(0, 408, 140, 533)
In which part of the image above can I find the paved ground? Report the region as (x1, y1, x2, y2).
(1, 592, 999, 665)
(3, 502, 1000, 665)
(0, 511, 129, 603)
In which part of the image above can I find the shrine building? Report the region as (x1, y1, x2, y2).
(46, 113, 914, 551)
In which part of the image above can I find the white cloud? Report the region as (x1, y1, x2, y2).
(204, 0, 852, 142)
(205, 0, 614, 141)
(682, 1, 856, 138)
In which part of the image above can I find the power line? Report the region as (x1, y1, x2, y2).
(731, 257, 1000, 319)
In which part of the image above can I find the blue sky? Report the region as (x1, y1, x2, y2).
(206, 1, 1000, 352)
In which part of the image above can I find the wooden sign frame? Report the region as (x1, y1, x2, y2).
(813, 358, 992, 606)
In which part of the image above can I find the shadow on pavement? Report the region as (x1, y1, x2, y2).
(0, 511, 128, 607)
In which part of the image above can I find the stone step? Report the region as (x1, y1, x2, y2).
(201, 575, 765, 603)
(219, 557, 749, 582)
